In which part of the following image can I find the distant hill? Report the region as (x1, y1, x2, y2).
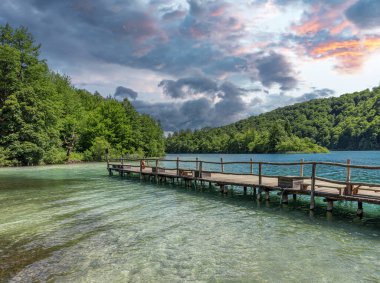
(166, 87, 380, 153)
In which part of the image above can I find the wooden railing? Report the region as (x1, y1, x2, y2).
(107, 157, 380, 195)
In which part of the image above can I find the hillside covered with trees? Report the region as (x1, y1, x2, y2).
(166, 87, 380, 153)
(0, 24, 165, 166)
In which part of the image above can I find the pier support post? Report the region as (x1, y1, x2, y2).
(265, 189, 270, 201)
(257, 188, 262, 200)
(345, 159, 352, 195)
(155, 159, 158, 184)
(281, 191, 288, 204)
(293, 194, 297, 201)
(357, 202, 364, 217)
(220, 184, 224, 193)
(120, 156, 124, 177)
(220, 184, 228, 194)
(253, 187, 257, 197)
(243, 186, 247, 195)
(224, 185, 229, 194)
(259, 163, 262, 186)
(300, 158, 304, 177)
(310, 163, 317, 210)
(176, 157, 179, 176)
(326, 199, 334, 212)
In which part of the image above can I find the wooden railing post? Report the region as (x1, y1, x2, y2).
(346, 159, 351, 195)
(300, 158, 304, 177)
(106, 149, 109, 169)
(310, 163, 316, 210)
(155, 159, 158, 183)
(121, 156, 124, 177)
(250, 158, 253, 175)
(259, 162, 262, 185)
(199, 161, 202, 179)
(221, 158, 224, 173)
(196, 157, 199, 171)
(176, 157, 179, 176)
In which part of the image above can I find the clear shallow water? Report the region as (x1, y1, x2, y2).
(0, 152, 379, 282)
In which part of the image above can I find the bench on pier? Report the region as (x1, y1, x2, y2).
(278, 177, 303, 189)
(179, 169, 193, 177)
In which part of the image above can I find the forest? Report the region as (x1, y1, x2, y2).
(0, 24, 165, 166)
(166, 87, 380, 153)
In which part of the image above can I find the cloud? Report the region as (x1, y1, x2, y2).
(114, 86, 138, 100)
(254, 51, 298, 91)
(158, 77, 218, 99)
(0, 0, 300, 92)
(283, 0, 380, 73)
(307, 37, 380, 72)
(249, 88, 335, 115)
(346, 0, 380, 29)
(133, 78, 248, 130)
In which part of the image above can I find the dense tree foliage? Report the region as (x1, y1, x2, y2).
(166, 88, 380, 153)
(0, 24, 165, 166)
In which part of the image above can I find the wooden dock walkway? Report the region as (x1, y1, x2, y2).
(107, 157, 380, 217)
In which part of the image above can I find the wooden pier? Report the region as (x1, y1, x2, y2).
(107, 157, 380, 217)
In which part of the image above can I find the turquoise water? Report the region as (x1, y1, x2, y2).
(0, 152, 380, 282)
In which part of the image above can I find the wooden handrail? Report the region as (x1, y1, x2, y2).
(111, 158, 380, 171)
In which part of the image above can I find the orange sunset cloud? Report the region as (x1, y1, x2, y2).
(310, 37, 380, 72)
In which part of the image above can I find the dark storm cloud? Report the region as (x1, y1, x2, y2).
(158, 77, 219, 98)
(133, 85, 333, 131)
(346, 0, 380, 29)
(114, 86, 138, 100)
(0, 0, 299, 91)
(255, 52, 298, 91)
(134, 78, 248, 131)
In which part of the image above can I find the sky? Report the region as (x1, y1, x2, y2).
(1, 0, 380, 131)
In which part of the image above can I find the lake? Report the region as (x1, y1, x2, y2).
(1, 151, 380, 282)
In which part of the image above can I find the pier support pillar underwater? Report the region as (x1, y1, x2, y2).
(265, 189, 270, 201)
(326, 199, 334, 212)
(281, 191, 288, 204)
(220, 184, 228, 194)
(357, 202, 364, 217)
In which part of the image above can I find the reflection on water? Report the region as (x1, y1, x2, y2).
(0, 153, 379, 282)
